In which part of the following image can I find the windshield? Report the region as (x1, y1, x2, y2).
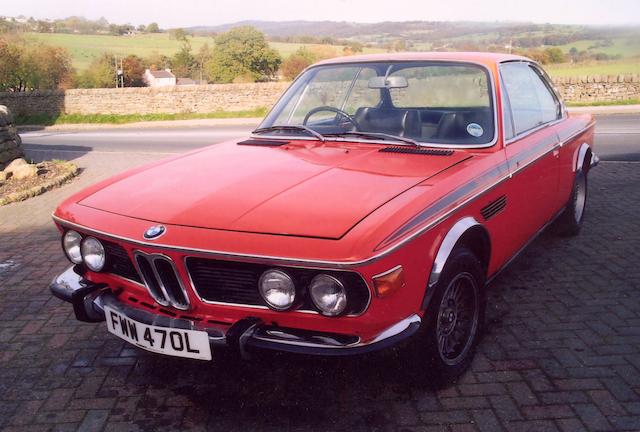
(258, 61, 495, 146)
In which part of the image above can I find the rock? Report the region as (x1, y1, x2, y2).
(0, 106, 12, 126)
(4, 158, 28, 173)
(11, 164, 38, 180)
(0, 171, 7, 182)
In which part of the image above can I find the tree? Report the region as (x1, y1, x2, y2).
(544, 47, 566, 64)
(171, 28, 188, 42)
(280, 47, 317, 81)
(145, 51, 172, 70)
(122, 55, 146, 86)
(171, 31, 195, 77)
(172, 43, 195, 78)
(147, 22, 160, 33)
(569, 47, 579, 62)
(77, 53, 116, 88)
(343, 41, 363, 56)
(207, 26, 282, 83)
(195, 43, 212, 82)
(388, 39, 408, 52)
(0, 36, 73, 91)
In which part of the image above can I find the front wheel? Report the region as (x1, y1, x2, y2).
(411, 248, 486, 385)
(555, 170, 587, 236)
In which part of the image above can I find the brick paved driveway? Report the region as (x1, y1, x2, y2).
(0, 148, 639, 432)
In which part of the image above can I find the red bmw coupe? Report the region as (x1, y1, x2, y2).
(51, 52, 597, 381)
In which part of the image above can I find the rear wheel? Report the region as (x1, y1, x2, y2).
(555, 170, 587, 236)
(411, 248, 486, 385)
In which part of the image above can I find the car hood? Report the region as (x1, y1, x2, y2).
(79, 140, 470, 239)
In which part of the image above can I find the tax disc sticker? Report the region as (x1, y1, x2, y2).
(466, 123, 484, 137)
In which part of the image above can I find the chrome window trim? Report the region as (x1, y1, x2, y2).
(51, 121, 594, 271)
(499, 60, 567, 146)
(255, 60, 499, 150)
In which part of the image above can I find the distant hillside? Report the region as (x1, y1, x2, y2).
(187, 20, 640, 52)
(188, 19, 532, 39)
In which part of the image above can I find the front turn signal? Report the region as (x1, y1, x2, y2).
(372, 265, 405, 298)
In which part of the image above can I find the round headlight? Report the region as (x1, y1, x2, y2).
(62, 230, 83, 264)
(310, 274, 347, 316)
(81, 237, 106, 272)
(259, 270, 296, 311)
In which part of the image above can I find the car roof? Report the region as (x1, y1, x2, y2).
(313, 51, 529, 68)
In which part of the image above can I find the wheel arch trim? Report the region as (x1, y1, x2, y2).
(428, 216, 488, 289)
(575, 143, 592, 172)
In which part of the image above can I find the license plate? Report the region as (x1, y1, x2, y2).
(104, 306, 212, 360)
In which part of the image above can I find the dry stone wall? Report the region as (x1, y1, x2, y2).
(553, 74, 640, 103)
(0, 106, 23, 170)
(0, 75, 638, 118)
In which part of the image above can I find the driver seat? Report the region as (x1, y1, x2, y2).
(354, 108, 421, 138)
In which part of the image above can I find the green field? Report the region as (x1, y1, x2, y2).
(22, 32, 640, 79)
(551, 37, 640, 58)
(545, 60, 640, 77)
(25, 32, 384, 71)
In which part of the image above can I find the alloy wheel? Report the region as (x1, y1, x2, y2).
(436, 272, 480, 366)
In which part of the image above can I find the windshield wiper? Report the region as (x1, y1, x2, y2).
(324, 131, 423, 147)
(252, 125, 325, 142)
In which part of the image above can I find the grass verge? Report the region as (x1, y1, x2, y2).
(15, 108, 268, 126)
(566, 98, 640, 107)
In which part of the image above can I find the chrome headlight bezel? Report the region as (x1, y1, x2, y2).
(81, 236, 106, 272)
(309, 273, 348, 317)
(62, 230, 83, 264)
(258, 269, 296, 311)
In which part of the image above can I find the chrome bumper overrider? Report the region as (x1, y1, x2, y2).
(50, 266, 421, 357)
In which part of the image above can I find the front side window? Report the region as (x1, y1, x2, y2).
(500, 62, 560, 136)
(259, 61, 495, 146)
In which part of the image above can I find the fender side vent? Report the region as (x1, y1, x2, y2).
(238, 139, 289, 146)
(379, 146, 454, 156)
(481, 195, 507, 221)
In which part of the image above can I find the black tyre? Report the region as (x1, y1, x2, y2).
(555, 170, 587, 237)
(412, 248, 486, 385)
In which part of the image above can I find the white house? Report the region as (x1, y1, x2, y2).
(143, 69, 176, 87)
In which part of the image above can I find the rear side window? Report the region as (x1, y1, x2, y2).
(500, 63, 560, 136)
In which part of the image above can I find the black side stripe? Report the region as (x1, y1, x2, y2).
(378, 161, 510, 248)
(377, 130, 565, 249)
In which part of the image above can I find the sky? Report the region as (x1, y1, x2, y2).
(3, 0, 640, 27)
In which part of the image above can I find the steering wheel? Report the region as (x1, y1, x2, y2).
(302, 106, 359, 129)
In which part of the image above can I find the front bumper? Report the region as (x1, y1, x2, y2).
(50, 265, 421, 357)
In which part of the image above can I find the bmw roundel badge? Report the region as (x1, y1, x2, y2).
(144, 225, 166, 240)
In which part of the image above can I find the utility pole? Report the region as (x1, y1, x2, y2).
(115, 56, 124, 88)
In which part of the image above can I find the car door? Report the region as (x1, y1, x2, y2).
(498, 62, 562, 259)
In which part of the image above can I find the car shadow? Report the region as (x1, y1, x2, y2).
(22, 144, 92, 163)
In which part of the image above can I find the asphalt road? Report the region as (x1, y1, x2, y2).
(20, 113, 640, 161)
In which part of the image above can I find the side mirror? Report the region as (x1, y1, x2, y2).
(368, 76, 408, 89)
